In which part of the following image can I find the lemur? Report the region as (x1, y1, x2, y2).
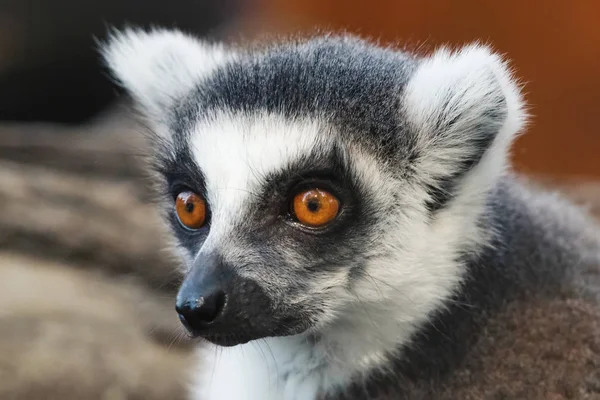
(102, 28, 600, 399)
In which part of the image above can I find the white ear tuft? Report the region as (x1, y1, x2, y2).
(101, 28, 232, 121)
(404, 43, 526, 146)
(403, 43, 527, 176)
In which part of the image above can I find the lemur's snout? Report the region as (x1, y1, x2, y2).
(176, 287, 226, 334)
(174, 252, 277, 346)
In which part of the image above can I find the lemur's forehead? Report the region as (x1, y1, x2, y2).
(190, 113, 333, 212)
(173, 36, 418, 159)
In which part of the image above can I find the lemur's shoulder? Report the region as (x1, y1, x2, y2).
(490, 175, 600, 299)
(438, 296, 600, 399)
(441, 177, 600, 399)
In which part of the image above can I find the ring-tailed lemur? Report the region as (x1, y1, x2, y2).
(102, 28, 600, 399)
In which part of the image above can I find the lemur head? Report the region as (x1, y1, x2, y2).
(103, 29, 525, 347)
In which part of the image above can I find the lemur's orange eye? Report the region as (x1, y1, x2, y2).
(175, 191, 206, 229)
(292, 189, 340, 228)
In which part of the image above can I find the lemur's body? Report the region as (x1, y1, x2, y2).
(103, 30, 600, 399)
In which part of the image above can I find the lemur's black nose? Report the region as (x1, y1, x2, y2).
(176, 289, 227, 335)
(176, 252, 230, 336)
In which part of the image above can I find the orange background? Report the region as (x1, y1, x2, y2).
(245, 0, 600, 179)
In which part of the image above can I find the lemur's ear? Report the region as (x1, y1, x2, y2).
(101, 28, 232, 122)
(402, 44, 527, 209)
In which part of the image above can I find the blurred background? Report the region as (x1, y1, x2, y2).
(0, 1, 599, 399)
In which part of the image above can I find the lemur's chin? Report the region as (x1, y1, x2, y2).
(201, 330, 303, 347)
(202, 334, 253, 347)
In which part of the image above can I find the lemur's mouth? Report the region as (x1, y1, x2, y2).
(191, 317, 315, 347)
(202, 333, 254, 347)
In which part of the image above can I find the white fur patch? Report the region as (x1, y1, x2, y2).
(101, 28, 233, 124)
(192, 336, 325, 400)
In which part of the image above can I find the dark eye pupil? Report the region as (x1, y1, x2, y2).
(185, 202, 195, 213)
(307, 199, 320, 212)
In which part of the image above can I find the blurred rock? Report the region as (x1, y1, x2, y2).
(0, 252, 192, 400)
(0, 106, 194, 399)
(0, 105, 179, 289)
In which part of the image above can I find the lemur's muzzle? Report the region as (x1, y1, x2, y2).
(175, 252, 273, 346)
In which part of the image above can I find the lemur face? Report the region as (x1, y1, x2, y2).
(159, 113, 386, 345)
(103, 30, 524, 346)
